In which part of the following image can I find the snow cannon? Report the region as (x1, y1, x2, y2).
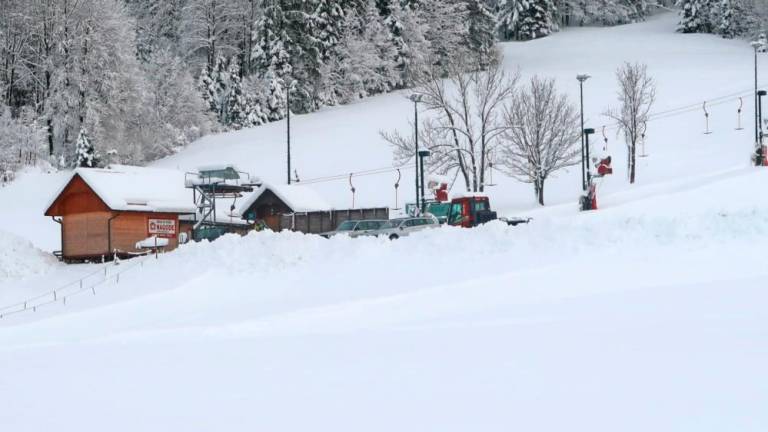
(596, 155, 613, 177)
(427, 175, 450, 202)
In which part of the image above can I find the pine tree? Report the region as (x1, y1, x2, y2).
(252, 0, 292, 78)
(310, 0, 347, 61)
(678, 0, 715, 33)
(517, 0, 558, 40)
(264, 69, 288, 121)
(466, 0, 498, 68)
(497, 0, 527, 40)
(75, 127, 98, 168)
(719, 0, 735, 37)
(226, 59, 267, 129)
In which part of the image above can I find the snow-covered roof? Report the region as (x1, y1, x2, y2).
(237, 182, 332, 215)
(46, 165, 197, 214)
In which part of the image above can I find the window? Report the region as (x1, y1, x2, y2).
(449, 203, 464, 225)
(474, 200, 489, 212)
(337, 221, 357, 231)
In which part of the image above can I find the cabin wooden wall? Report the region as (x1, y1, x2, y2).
(63, 212, 111, 258)
(62, 210, 182, 259)
(111, 213, 180, 254)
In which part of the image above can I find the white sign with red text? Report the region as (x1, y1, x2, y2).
(148, 218, 177, 238)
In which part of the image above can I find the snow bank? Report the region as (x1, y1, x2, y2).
(0, 230, 57, 281)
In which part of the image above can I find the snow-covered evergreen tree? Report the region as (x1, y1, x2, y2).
(252, 0, 292, 78)
(227, 60, 267, 129)
(264, 69, 288, 121)
(678, 0, 715, 33)
(466, 0, 499, 68)
(517, 0, 558, 40)
(497, 0, 527, 40)
(75, 127, 98, 168)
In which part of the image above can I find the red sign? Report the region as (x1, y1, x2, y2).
(148, 218, 177, 238)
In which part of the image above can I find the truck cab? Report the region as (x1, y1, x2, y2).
(447, 196, 498, 228)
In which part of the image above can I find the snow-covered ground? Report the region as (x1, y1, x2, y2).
(1, 13, 768, 431)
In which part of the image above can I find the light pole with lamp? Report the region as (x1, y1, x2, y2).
(418, 149, 431, 213)
(286, 79, 296, 184)
(751, 41, 762, 157)
(576, 74, 591, 191)
(409, 94, 424, 210)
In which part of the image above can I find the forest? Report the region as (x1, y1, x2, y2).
(0, 0, 765, 174)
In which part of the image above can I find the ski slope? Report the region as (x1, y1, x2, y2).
(1, 12, 768, 432)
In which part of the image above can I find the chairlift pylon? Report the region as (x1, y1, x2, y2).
(486, 151, 498, 187)
(639, 121, 649, 158)
(703, 101, 712, 135)
(393, 169, 402, 210)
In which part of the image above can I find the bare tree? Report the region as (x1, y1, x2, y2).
(604, 61, 655, 184)
(497, 76, 581, 205)
(381, 61, 518, 192)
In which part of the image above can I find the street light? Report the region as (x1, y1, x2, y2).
(751, 40, 763, 152)
(757, 90, 768, 144)
(584, 128, 595, 188)
(577, 74, 591, 191)
(286, 79, 297, 185)
(409, 94, 424, 210)
(418, 149, 431, 213)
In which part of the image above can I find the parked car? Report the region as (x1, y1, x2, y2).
(375, 216, 440, 240)
(320, 219, 386, 238)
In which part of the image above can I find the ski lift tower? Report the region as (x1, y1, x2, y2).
(185, 165, 260, 241)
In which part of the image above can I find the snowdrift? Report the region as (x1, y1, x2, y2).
(0, 230, 57, 281)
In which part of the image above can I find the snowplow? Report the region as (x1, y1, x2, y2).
(446, 195, 531, 228)
(407, 177, 530, 228)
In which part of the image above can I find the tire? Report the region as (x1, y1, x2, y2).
(389, 234, 399, 240)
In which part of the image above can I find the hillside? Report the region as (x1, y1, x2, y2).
(1, 13, 768, 432)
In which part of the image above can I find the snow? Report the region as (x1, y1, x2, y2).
(0, 230, 58, 282)
(45, 165, 197, 215)
(135, 236, 170, 249)
(1, 13, 768, 432)
(237, 182, 333, 214)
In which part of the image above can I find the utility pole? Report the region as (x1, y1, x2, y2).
(409, 94, 424, 211)
(418, 150, 431, 214)
(287, 82, 292, 184)
(753, 41, 760, 151)
(577, 74, 591, 191)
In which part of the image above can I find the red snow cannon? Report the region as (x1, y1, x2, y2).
(596, 156, 613, 177)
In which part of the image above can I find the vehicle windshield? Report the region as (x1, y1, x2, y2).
(336, 221, 357, 231)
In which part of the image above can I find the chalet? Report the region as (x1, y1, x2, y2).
(238, 183, 332, 231)
(44, 165, 197, 262)
(238, 183, 389, 234)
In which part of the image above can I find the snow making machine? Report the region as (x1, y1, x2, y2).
(579, 128, 614, 211)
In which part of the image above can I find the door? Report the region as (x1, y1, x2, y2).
(264, 214, 281, 231)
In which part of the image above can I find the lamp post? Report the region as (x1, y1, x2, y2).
(409, 94, 424, 210)
(584, 128, 595, 188)
(757, 90, 768, 146)
(577, 74, 591, 191)
(418, 149, 431, 213)
(286, 80, 294, 185)
(750, 41, 763, 152)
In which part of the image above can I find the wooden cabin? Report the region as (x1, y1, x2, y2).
(238, 183, 332, 231)
(238, 183, 388, 234)
(44, 166, 197, 262)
